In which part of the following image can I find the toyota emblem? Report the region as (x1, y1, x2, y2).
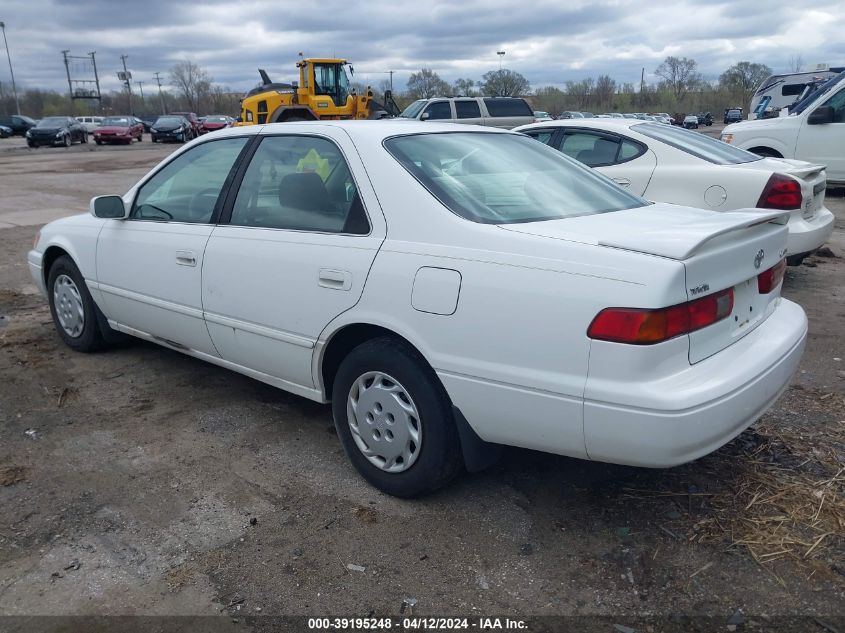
(754, 249, 764, 269)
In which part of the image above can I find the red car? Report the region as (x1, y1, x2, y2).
(169, 111, 202, 138)
(201, 115, 234, 133)
(93, 116, 144, 145)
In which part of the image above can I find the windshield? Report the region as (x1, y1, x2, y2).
(791, 71, 845, 115)
(313, 63, 350, 107)
(155, 117, 183, 126)
(635, 122, 760, 165)
(37, 117, 67, 128)
(102, 117, 130, 126)
(384, 132, 645, 225)
(400, 100, 428, 119)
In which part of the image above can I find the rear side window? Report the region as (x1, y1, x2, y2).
(455, 100, 481, 119)
(619, 139, 645, 161)
(560, 132, 620, 167)
(229, 136, 369, 234)
(424, 101, 452, 120)
(483, 98, 533, 117)
(781, 83, 806, 97)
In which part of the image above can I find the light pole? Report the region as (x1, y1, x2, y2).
(0, 21, 21, 115)
(497, 51, 505, 71)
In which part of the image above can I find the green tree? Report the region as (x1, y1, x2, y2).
(719, 61, 773, 108)
(655, 56, 701, 100)
(405, 68, 451, 99)
(480, 69, 530, 97)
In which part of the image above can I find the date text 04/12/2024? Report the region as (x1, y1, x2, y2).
(307, 617, 528, 630)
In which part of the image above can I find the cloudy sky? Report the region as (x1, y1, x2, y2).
(1, 0, 843, 96)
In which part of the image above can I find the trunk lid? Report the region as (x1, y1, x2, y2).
(501, 203, 790, 363)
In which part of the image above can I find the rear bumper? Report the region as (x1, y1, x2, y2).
(786, 206, 835, 257)
(583, 298, 807, 468)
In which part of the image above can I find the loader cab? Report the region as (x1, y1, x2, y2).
(299, 59, 352, 108)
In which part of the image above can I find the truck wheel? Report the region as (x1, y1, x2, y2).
(331, 337, 464, 497)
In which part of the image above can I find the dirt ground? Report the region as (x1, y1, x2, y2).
(0, 136, 844, 627)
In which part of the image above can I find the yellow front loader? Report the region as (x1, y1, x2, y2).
(238, 58, 400, 125)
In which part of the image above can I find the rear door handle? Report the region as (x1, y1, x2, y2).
(176, 250, 197, 267)
(318, 268, 352, 291)
(612, 178, 631, 187)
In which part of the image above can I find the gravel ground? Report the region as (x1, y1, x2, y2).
(0, 137, 843, 627)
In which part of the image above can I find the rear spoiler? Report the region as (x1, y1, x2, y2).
(598, 209, 789, 260)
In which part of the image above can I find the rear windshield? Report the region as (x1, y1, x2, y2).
(483, 98, 533, 117)
(384, 132, 645, 225)
(634, 122, 761, 165)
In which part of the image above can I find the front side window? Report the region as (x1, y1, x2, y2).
(132, 138, 249, 223)
(820, 88, 845, 122)
(424, 101, 452, 120)
(229, 136, 369, 234)
(384, 132, 644, 225)
(634, 122, 761, 165)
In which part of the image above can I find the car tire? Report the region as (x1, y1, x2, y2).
(27, 141, 36, 148)
(63, 134, 71, 147)
(331, 336, 464, 497)
(81, 132, 88, 144)
(47, 255, 109, 353)
(137, 133, 143, 142)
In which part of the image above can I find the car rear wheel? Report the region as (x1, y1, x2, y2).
(81, 132, 88, 144)
(63, 134, 71, 147)
(47, 256, 107, 352)
(331, 337, 464, 497)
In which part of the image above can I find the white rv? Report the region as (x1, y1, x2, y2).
(750, 65, 843, 120)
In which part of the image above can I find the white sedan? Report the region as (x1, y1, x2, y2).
(28, 121, 807, 497)
(514, 118, 835, 264)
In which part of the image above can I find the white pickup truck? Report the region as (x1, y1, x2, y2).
(721, 72, 845, 186)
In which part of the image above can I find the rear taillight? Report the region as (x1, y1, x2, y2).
(587, 288, 734, 345)
(757, 259, 786, 294)
(757, 174, 802, 210)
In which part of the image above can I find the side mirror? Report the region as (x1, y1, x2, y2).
(808, 105, 834, 125)
(90, 195, 128, 219)
(420, 112, 430, 121)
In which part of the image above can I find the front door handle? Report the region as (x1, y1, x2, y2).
(318, 268, 352, 291)
(612, 177, 631, 187)
(176, 250, 197, 267)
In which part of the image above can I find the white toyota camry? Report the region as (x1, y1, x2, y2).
(28, 121, 807, 497)
(514, 118, 834, 264)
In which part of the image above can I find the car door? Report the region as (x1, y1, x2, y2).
(794, 86, 845, 183)
(453, 99, 484, 126)
(96, 136, 251, 355)
(420, 100, 453, 122)
(558, 129, 655, 196)
(201, 129, 385, 389)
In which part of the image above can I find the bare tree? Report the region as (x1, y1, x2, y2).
(655, 56, 701, 100)
(480, 69, 530, 97)
(169, 60, 212, 112)
(719, 61, 773, 107)
(595, 75, 616, 111)
(788, 54, 804, 73)
(405, 68, 451, 99)
(452, 78, 478, 96)
(565, 78, 594, 110)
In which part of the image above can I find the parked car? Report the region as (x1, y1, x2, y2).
(0, 114, 37, 136)
(169, 111, 201, 137)
(722, 70, 845, 185)
(724, 108, 744, 124)
(559, 111, 585, 119)
(93, 116, 144, 145)
(696, 112, 714, 126)
(201, 115, 235, 133)
(683, 114, 699, 129)
(399, 97, 536, 129)
(25, 116, 87, 147)
(0, 124, 11, 138)
(75, 116, 104, 133)
(652, 112, 675, 124)
(515, 118, 834, 263)
(137, 116, 157, 133)
(28, 121, 807, 497)
(150, 116, 193, 143)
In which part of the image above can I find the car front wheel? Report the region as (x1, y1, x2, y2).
(47, 255, 108, 352)
(331, 337, 463, 497)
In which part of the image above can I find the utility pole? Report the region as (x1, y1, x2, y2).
(0, 22, 20, 115)
(89, 52, 101, 110)
(153, 72, 165, 115)
(120, 54, 133, 115)
(62, 50, 73, 99)
(136, 81, 145, 112)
